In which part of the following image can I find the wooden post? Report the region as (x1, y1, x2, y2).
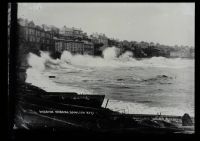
(105, 99, 109, 108)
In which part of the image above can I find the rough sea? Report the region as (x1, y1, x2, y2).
(25, 47, 194, 117)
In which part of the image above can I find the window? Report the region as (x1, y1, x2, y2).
(32, 36, 35, 42)
(36, 31, 39, 36)
(25, 34, 28, 41)
(31, 29, 33, 35)
(26, 28, 29, 35)
(33, 29, 36, 35)
(28, 28, 31, 34)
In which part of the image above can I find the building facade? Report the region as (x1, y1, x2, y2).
(90, 33, 108, 47)
(18, 18, 95, 57)
(54, 39, 94, 55)
(18, 18, 54, 54)
(83, 41, 94, 55)
(60, 26, 85, 40)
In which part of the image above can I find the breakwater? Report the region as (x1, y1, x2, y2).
(114, 113, 194, 126)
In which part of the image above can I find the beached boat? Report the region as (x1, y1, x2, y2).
(14, 82, 185, 134)
(16, 82, 105, 108)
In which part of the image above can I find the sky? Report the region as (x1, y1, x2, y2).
(18, 3, 195, 47)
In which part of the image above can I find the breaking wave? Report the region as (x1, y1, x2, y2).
(59, 47, 194, 68)
(142, 75, 173, 85)
(26, 47, 194, 71)
(25, 52, 93, 93)
(25, 47, 194, 93)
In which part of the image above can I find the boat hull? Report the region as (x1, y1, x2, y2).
(16, 83, 105, 108)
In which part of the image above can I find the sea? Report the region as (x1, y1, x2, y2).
(25, 47, 195, 117)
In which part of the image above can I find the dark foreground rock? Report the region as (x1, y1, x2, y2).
(182, 113, 193, 126)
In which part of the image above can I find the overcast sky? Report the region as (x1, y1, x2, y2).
(18, 3, 194, 47)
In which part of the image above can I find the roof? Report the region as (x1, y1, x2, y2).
(54, 38, 66, 41)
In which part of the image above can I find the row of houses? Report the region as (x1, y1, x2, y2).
(90, 32, 108, 47)
(18, 18, 95, 56)
(18, 18, 194, 59)
(60, 26, 88, 40)
(54, 38, 94, 55)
